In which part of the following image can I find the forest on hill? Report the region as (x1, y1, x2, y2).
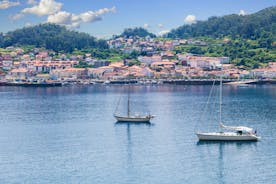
(0, 24, 108, 53)
(118, 27, 156, 38)
(0, 7, 275, 68)
(167, 6, 275, 40)
(167, 7, 276, 68)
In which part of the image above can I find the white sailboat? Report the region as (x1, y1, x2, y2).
(114, 86, 154, 123)
(196, 72, 260, 141)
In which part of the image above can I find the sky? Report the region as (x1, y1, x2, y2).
(0, 0, 275, 38)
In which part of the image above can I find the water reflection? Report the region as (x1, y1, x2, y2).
(114, 122, 153, 182)
(115, 122, 153, 126)
(0, 85, 274, 183)
(196, 141, 258, 183)
(196, 141, 258, 146)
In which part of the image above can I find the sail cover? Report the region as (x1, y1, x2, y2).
(220, 123, 254, 133)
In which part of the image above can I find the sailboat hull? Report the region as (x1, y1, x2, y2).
(114, 115, 153, 123)
(196, 132, 260, 141)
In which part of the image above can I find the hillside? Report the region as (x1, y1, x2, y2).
(168, 7, 276, 68)
(0, 24, 108, 53)
(167, 6, 276, 40)
(118, 27, 156, 38)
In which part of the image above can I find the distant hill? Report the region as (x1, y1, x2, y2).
(0, 24, 108, 53)
(167, 7, 276, 69)
(167, 6, 276, 40)
(118, 27, 156, 38)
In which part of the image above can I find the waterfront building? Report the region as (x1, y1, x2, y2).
(250, 68, 276, 79)
(50, 68, 87, 80)
(6, 68, 30, 81)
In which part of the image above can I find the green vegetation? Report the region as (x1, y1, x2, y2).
(0, 7, 275, 69)
(118, 27, 156, 38)
(168, 6, 275, 40)
(170, 6, 276, 69)
(70, 47, 143, 63)
(74, 61, 93, 68)
(0, 24, 108, 53)
(71, 48, 128, 62)
(127, 60, 141, 66)
(174, 38, 275, 69)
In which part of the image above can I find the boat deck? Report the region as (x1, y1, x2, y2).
(196, 132, 260, 141)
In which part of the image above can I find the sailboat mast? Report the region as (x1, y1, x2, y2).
(219, 68, 222, 124)
(127, 88, 130, 117)
(127, 69, 130, 117)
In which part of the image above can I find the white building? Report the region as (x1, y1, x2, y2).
(138, 55, 162, 65)
(2, 60, 13, 70)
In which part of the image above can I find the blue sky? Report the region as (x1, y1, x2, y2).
(0, 0, 275, 38)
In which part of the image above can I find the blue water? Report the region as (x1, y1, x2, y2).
(0, 85, 275, 184)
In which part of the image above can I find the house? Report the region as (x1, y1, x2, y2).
(21, 54, 31, 61)
(161, 51, 175, 59)
(186, 56, 229, 69)
(219, 57, 230, 64)
(179, 39, 187, 45)
(5, 46, 14, 51)
(265, 69, 276, 78)
(3, 54, 11, 60)
(87, 66, 114, 79)
(15, 48, 24, 55)
(239, 70, 251, 78)
(138, 55, 162, 65)
(222, 64, 235, 70)
(151, 61, 175, 70)
(28, 60, 78, 73)
(268, 62, 276, 69)
(6, 68, 30, 80)
(163, 41, 174, 50)
(2, 60, 13, 70)
(13, 62, 21, 69)
(87, 68, 104, 79)
(50, 68, 87, 80)
(250, 68, 276, 79)
(33, 74, 51, 81)
(128, 65, 154, 78)
(153, 70, 171, 78)
(88, 60, 110, 68)
(109, 62, 124, 68)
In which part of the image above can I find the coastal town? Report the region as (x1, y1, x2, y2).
(0, 36, 276, 85)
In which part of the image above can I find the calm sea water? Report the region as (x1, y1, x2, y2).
(0, 85, 276, 184)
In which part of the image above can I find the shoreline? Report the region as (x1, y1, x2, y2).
(1, 79, 276, 87)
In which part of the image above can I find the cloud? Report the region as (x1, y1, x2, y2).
(10, 13, 24, 20)
(27, 0, 37, 5)
(0, 0, 20, 9)
(184, 15, 196, 24)
(22, 0, 63, 16)
(143, 23, 149, 29)
(47, 7, 116, 28)
(79, 11, 102, 23)
(95, 7, 116, 15)
(78, 6, 116, 23)
(158, 30, 170, 36)
(47, 11, 75, 24)
(158, 23, 164, 28)
(238, 10, 246, 16)
(10, 0, 115, 28)
(24, 22, 33, 27)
